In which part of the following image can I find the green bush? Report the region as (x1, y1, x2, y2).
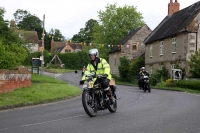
(118, 56, 130, 82)
(175, 80, 200, 90)
(150, 66, 169, 86)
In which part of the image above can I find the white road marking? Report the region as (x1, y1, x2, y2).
(0, 114, 85, 131)
(182, 92, 200, 97)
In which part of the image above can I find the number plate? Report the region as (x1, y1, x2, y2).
(88, 81, 94, 88)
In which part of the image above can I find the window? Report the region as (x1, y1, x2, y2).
(132, 43, 137, 51)
(160, 41, 163, 55)
(150, 66, 153, 75)
(65, 49, 71, 52)
(160, 65, 163, 70)
(172, 38, 176, 53)
(150, 44, 153, 57)
(171, 64, 175, 78)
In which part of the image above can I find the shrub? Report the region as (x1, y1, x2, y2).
(175, 80, 200, 90)
(164, 78, 175, 87)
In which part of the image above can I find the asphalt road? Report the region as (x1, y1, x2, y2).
(0, 71, 200, 133)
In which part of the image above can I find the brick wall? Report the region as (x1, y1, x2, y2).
(0, 66, 31, 94)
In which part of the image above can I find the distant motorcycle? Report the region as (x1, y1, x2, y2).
(141, 75, 151, 93)
(81, 72, 117, 117)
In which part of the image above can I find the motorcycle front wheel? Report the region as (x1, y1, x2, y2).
(82, 90, 97, 117)
(108, 95, 117, 113)
(147, 83, 151, 93)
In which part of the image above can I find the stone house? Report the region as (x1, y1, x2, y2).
(51, 38, 82, 53)
(144, 0, 200, 78)
(109, 24, 152, 77)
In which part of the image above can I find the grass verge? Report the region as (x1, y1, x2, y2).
(0, 74, 82, 110)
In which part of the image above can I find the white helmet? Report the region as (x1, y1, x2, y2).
(141, 67, 145, 70)
(88, 48, 99, 57)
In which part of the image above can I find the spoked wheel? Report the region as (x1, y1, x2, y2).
(108, 95, 117, 113)
(82, 90, 97, 117)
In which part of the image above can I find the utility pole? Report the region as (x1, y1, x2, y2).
(41, 14, 45, 75)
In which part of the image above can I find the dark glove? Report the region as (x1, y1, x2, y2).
(102, 74, 108, 78)
(79, 80, 84, 85)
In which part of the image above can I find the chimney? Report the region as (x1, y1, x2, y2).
(168, 0, 180, 15)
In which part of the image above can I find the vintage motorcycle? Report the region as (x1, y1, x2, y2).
(141, 75, 151, 93)
(81, 72, 117, 117)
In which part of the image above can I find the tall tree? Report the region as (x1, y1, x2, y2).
(93, 3, 145, 44)
(13, 9, 43, 39)
(72, 19, 99, 43)
(49, 28, 65, 41)
(13, 9, 30, 24)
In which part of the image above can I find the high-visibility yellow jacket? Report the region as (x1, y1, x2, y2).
(82, 58, 112, 81)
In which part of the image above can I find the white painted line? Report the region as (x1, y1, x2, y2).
(182, 92, 200, 97)
(0, 114, 86, 131)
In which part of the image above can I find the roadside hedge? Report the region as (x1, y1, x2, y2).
(175, 80, 200, 90)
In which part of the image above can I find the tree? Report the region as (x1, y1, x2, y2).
(0, 8, 27, 69)
(93, 3, 145, 44)
(13, 9, 43, 39)
(13, 9, 30, 24)
(72, 19, 99, 43)
(189, 50, 200, 78)
(49, 28, 65, 41)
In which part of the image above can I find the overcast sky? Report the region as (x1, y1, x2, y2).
(1, 0, 199, 39)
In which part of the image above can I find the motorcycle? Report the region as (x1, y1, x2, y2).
(141, 75, 151, 93)
(81, 72, 117, 117)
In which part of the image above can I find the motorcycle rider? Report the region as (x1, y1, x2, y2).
(79, 48, 115, 103)
(139, 67, 149, 90)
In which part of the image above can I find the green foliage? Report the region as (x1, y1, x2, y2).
(150, 66, 169, 86)
(72, 19, 98, 43)
(164, 78, 175, 87)
(189, 50, 200, 78)
(0, 9, 28, 69)
(128, 57, 145, 83)
(58, 52, 88, 69)
(14, 9, 43, 39)
(118, 56, 131, 81)
(93, 3, 145, 44)
(175, 80, 200, 91)
(47, 46, 111, 70)
(0, 40, 27, 69)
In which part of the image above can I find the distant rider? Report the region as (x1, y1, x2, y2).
(139, 67, 149, 90)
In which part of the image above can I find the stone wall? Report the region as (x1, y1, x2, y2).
(0, 66, 31, 94)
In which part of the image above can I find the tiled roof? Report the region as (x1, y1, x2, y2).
(145, 1, 200, 44)
(19, 31, 40, 44)
(54, 46, 65, 52)
(67, 43, 82, 50)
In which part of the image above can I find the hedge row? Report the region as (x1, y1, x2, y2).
(175, 80, 200, 90)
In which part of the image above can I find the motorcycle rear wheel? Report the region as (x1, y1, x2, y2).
(82, 90, 97, 117)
